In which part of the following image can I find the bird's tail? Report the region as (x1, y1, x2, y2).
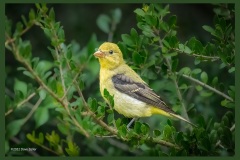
(169, 113, 197, 128)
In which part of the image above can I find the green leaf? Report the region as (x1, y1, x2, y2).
(165, 36, 178, 48)
(222, 115, 230, 126)
(121, 34, 134, 46)
(14, 22, 23, 36)
(43, 28, 52, 38)
(118, 125, 127, 136)
(39, 89, 46, 100)
(187, 37, 203, 53)
(89, 98, 98, 112)
(162, 39, 170, 48)
(107, 113, 114, 124)
(34, 107, 49, 128)
(66, 50, 72, 59)
(27, 131, 45, 145)
(168, 15, 177, 27)
(141, 24, 155, 37)
(141, 123, 149, 135)
(132, 51, 143, 65)
(79, 79, 85, 90)
(192, 68, 202, 75)
(212, 77, 218, 86)
(57, 123, 69, 135)
(65, 141, 80, 156)
(194, 58, 201, 65)
(46, 130, 60, 145)
(195, 85, 203, 91)
(162, 125, 174, 141)
(141, 68, 157, 80)
(49, 8, 55, 21)
(179, 84, 188, 90)
(200, 71, 208, 83)
(202, 25, 215, 34)
(134, 8, 145, 17)
(28, 9, 35, 21)
(175, 132, 183, 143)
(153, 129, 161, 137)
(103, 88, 114, 107)
(228, 67, 235, 73)
(159, 21, 169, 32)
(178, 44, 184, 52)
(220, 126, 233, 147)
(115, 118, 122, 128)
(178, 67, 191, 75)
(200, 91, 213, 97)
(57, 28, 65, 40)
(14, 78, 27, 97)
(197, 116, 206, 128)
(130, 28, 138, 42)
(171, 58, 178, 72)
(221, 99, 230, 108)
(6, 119, 25, 138)
(35, 60, 53, 76)
(184, 45, 192, 54)
(225, 111, 234, 123)
(18, 40, 32, 59)
(97, 105, 105, 117)
(209, 130, 218, 143)
(96, 14, 111, 33)
(145, 15, 157, 26)
(159, 4, 170, 17)
(134, 121, 142, 134)
(112, 8, 122, 23)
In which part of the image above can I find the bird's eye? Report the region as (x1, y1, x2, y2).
(109, 50, 113, 54)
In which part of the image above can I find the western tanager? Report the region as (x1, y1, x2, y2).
(94, 42, 196, 127)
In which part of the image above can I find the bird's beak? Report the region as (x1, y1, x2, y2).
(94, 50, 105, 58)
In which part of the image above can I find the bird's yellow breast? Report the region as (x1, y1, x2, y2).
(99, 68, 152, 118)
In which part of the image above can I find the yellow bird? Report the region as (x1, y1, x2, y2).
(94, 42, 196, 127)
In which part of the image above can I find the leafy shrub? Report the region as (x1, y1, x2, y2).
(5, 3, 235, 156)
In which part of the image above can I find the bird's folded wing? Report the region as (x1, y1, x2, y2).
(112, 74, 175, 114)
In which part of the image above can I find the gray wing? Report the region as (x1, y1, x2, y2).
(112, 74, 175, 114)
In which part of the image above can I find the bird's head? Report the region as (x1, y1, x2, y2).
(94, 42, 124, 70)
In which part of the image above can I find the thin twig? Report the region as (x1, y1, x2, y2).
(95, 135, 117, 138)
(5, 87, 42, 117)
(61, 65, 84, 101)
(158, 38, 190, 123)
(166, 58, 190, 122)
(17, 87, 43, 108)
(177, 73, 233, 102)
(173, 48, 220, 61)
(22, 98, 43, 125)
(5, 21, 35, 46)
